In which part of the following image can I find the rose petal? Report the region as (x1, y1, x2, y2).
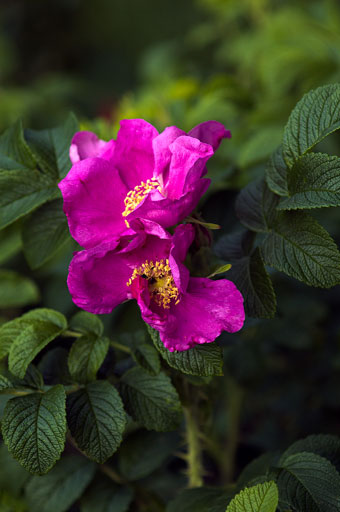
(189, 121, 231, 150)
(113, 119, 159, 190)
(169, 224, 195, 292)
(59, 157, 128, 248)
(158, 277, 245, 351)
(152, 126, 186, 182)
(69, 131, 113, 163)
(68, 240, 131, 314)
(166, 136, 214, 200)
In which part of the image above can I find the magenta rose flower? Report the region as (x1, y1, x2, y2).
(59, 119, 230, 249)
(67, 221, 244, 351)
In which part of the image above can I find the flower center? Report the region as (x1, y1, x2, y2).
(122, 178, 161, 219)
(127, 258, 179, 309)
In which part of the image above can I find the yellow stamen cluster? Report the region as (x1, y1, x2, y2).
(127, 259, 180, 309)
(122, 178, 161, 218)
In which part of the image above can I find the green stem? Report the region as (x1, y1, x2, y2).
(61, 330, 82, 338)
(0, 388, 41, 396)
(110, 340, 132, 354)
(99, 464, 125, 484)
(62, 329, 132, 355)
(183, 406, 204, 488)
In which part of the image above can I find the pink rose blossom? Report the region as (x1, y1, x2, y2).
(67, 221, 244, 351)
(59, 119, 230, 249)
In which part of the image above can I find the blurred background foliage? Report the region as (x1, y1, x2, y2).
(1, 0, 340, 509)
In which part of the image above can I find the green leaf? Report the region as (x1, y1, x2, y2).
(278, 153, 340, 210)
(149, 326, 223, 377)
(119, 331, 161, 375)
(0, 319, 23, 359)
(0, 226, 21, 265)
(119, 366, 182, 431)
(265, 145, 289, 197)
(214, 232, 276, 319)
(69, 311, 104, 337)
(81, 479, 133, 512)
(131, 342, 161, 375)
(68, 334, 109, 383)
(118, 430, 178, 480)
(25, 113, 79, 179)
(277, 452, 340, 512)
(67, 380, 126, 463)
(18, 364, 44, 390)
(8, 308, 67, 378)
(214, 230, 256, 261)
(0, 270, 39, 308)
(226, 481, 278, 512)
(22, 199, 71, 269)
(236, 453, 280, 491)
(25, 455, 96, 512)
(283, 84, 340, 166)
(261, 211, 340, 287)
(0, 444, 30, 496)
(235, 179, 279, 232)
(282, 434, 340, 473)
(0, 120, 36, 168)
(0, 374, 13, 391)
(0, 169, 57, 229)
(208, 263, 232, 278)
(167, 487, 231, 512)
(1, 385, 66, 475)
(186, 216, 221, 230)
(226, 249, 276, 319)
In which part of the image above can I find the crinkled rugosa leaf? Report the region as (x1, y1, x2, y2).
(1, 385, 66, 475)
(277, 452, 340, 512)
(67, 334, 109, 383)
(8, 309, 67, 379)
(226, 481, 278, 512)
(22, 199, 71, 269)
(283, 83, 340, 166)
(119, 366, 182, 431)
(67, 381, 126, 463)
(148, 326, 223, 377)
(278, 153, 340, 210)
(261, 211, 340, 288)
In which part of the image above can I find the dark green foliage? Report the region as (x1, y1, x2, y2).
(282, 84, 340, 166)
(281, 434, 340, 473)
(24, 113, 78, 179)
(1, 385, 66, 475)
(260, 211, 340, 288)
(167, 488, 231, 512)
(22, 199, 71, 269)
(25, 455, 96, 512)
(68, 334, 109, 383)
(7, 309, 67, 378)
(119, 366, 182, 431)
(235, 179, 279, 233)
(118, 430, 178, 480)
(0, 270, 39, 308)
(0, 374, 12, 390)
(278, 153, 340, 210)
(69, 311, 104, 337)
(215, 232, 276, 318)
(149, 326, 223, 376)
(81, 479, 134, 512)
(276, 452, 340, 511)
(67, 381, 126, 463)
